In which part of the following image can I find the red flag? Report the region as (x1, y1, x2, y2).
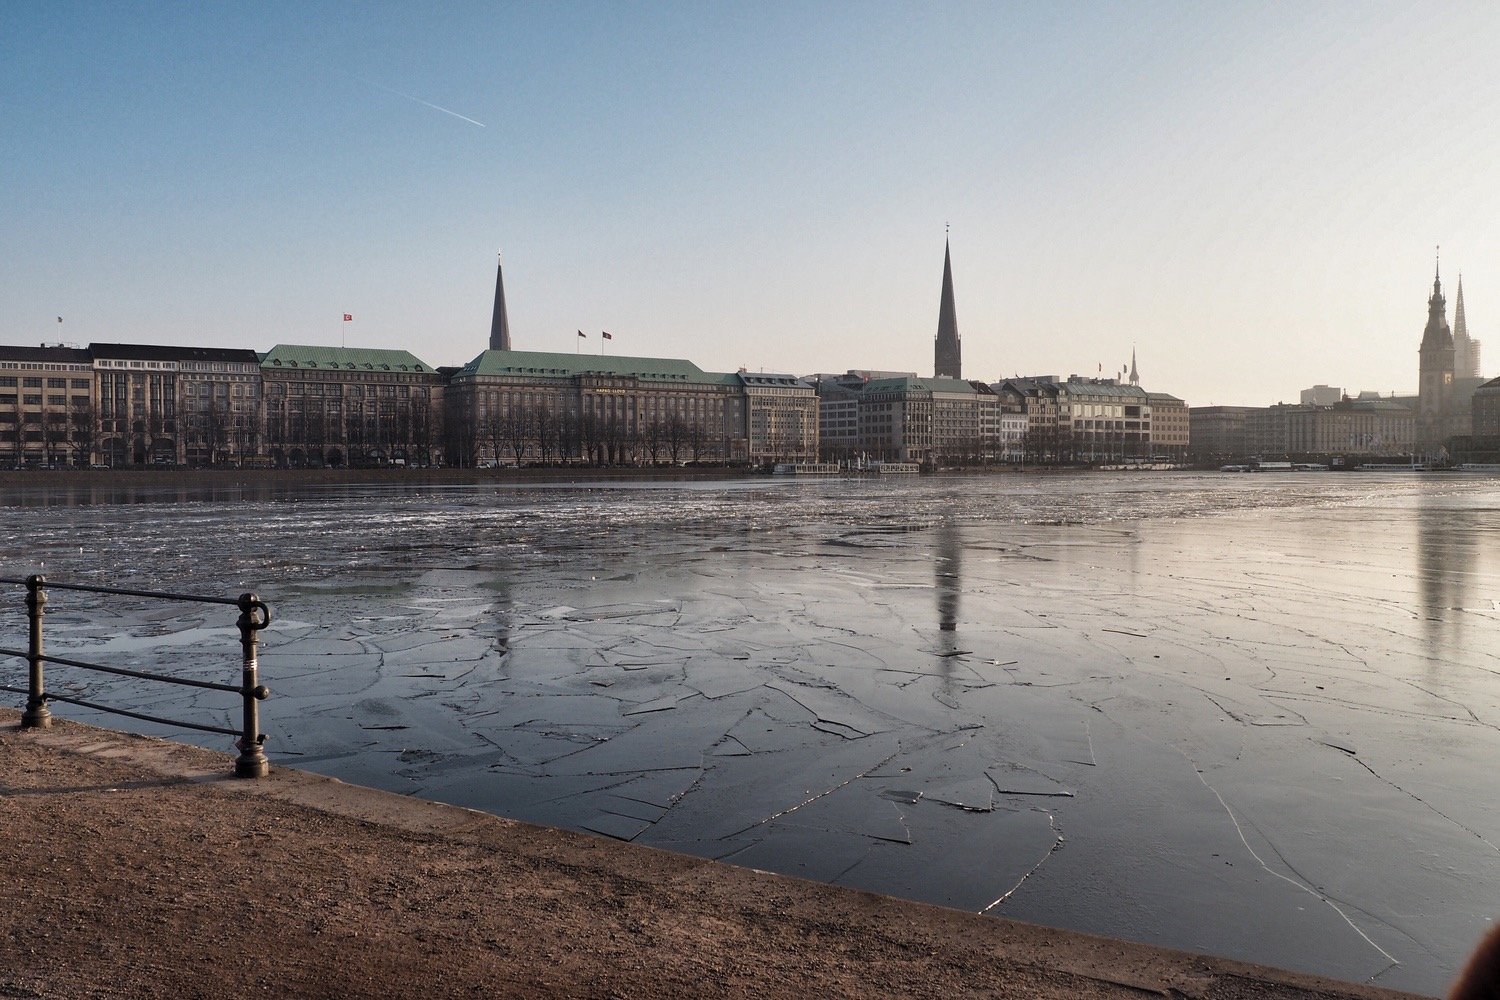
(577, 330, 586, 338)
(343, 314, 353, 322)
(601, 331, 612, 340)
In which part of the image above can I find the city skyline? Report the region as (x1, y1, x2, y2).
(6, 3, 1500, 406)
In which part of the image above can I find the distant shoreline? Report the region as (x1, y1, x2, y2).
(0, 466, 756, 489)
(0, 463, 1144, 490)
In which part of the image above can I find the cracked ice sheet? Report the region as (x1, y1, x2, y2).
(6, 476, 1500, 996)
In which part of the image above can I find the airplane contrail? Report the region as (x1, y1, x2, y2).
(355, 76, 486, 128)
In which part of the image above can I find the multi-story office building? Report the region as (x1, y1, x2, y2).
(1053, 378, 1152, 461)
(857, 376, 998, 464)
(741, 372, 819, 464)
(260, 345, 444, 468)
(1188, 405, 1256, 462)
(1145, 392, 1189, 460)
(1474, 376, 1500, 440)
(0, 345, 93, 468)
(445, 349, 809, 467)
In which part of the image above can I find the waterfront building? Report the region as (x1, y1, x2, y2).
(934, 240, 961, 380)
(1233, 398, 1414, 460)
(1145, 392, 1189, 460)
(445, 349, 758, 467)
(992, 378, 1062, 462)
(740, 372, 819, 464)
(94, 343, 265, 468)
(858, 376, 997, 464)
(1418, 261, 1456, 451)
(1187, 405, 1256, 462)
(173, 347, 264, 467)
(811, 374, 863, 462)
(997, 410, 1028, 462)
(260, 345, 443, 468)
(1053, 377, 1152, 461)
(0, 344, 93, 468)
(1282, 399, 1413, 456)
(1473, 376, 1500, 440)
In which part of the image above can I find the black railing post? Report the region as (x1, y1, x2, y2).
(233, 592, 271, 778)
(22, 574, 51, 728)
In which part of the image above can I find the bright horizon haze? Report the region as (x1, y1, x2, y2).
(4, 2, 1498, 406)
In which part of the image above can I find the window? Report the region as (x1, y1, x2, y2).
(48, 395, 65, 406)
(71, 379, 89, 389)
(23, 378, 41, 388)
(24, 395, 42, 405)
(48, 378, 66, 388)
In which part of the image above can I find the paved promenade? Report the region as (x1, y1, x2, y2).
(0, 712, 1437, 999)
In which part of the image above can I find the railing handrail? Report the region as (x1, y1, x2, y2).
(0, 574, 272, 778)
(0, 576, 246, 608)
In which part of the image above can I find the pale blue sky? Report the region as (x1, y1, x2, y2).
(4, 2, 1498, 405)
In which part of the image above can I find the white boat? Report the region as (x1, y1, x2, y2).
(773, 463, 840, 476)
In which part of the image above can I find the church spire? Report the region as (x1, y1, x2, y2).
(1129, 346, 1139, 385)
(489, 250, 512, 352)
(1454, 273, 1467, 340)
(934, 236, 961, 379)
(1454, 273, 1481, 378)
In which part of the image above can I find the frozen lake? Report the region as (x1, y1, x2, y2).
(2, 471, 1498, 995)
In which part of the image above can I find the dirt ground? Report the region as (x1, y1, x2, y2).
(0, 713, 1434, 999)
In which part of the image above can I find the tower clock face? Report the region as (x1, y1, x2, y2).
(1445, 373, 1454, 384)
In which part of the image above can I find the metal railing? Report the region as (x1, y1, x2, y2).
(0, 575, 272, 778)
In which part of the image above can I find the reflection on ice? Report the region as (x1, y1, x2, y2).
(1, 472, 1498, 995)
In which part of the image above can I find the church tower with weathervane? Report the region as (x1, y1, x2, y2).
(934, 237, 961, 379)
(1418, 252, 1456, 453)
(489, 251, 512, 352)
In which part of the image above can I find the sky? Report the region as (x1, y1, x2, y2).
(4, 1, 1500, 406)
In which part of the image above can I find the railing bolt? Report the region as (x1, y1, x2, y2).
(21, 574, 51, 729)
(234, 592, 270, 778)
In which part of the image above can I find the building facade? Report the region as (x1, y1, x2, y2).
(260, 345, 443, 468)
(1187, 405, 1256, 462)
(741, 373, 819, 464)
(1473, 376, 1500, 440)
(0, 346, 94, 468)
(444, 350, 792, 467)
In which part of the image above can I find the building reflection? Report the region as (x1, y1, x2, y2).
(935, 518, 961, 660)
(1416, 500, 1477, 660)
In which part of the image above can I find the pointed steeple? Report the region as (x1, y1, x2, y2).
(489, 250, 512, 352)
(934, 237, 961, 379)
(1455, 273, 1467, 340)
(1421, 254, 1452, 353)
(1453, 273, 1478, 378)
(1129, 347, 1139, 385)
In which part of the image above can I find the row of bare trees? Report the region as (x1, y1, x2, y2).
(264, 396, 440, 467)
(455, 403, 721, 467)
(2, 401, 98, 467)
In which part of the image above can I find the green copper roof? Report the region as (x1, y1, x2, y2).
(458, 349, 739, 386)
(863, 376, 978, 394)
(261, 344, 434, 373)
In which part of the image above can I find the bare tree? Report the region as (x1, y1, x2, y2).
(579, 410, 601, 466)
(643, 417, 665, 465)
(664, 412, 688, 465)
(535, 405, 556, 464)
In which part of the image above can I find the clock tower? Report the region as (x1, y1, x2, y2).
(1418, 254, 1455, 453)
